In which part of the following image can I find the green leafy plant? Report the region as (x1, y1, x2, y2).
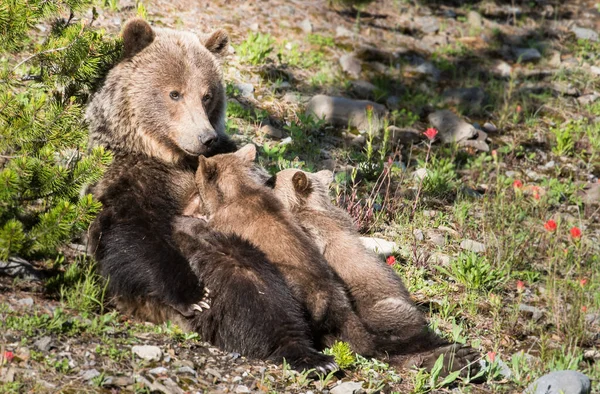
(236, 32, 275, 65)
(437, 252, 507, 291)
(324, 340, 356, 369)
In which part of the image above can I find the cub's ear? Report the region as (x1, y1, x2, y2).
(314, 170, 334, 187)
(203, 29, 229, 58)
(197, 157, 217, 182)
(234, 144, 256, 163)
(292, 171, 311, 195)
(122, 18, 155, 58)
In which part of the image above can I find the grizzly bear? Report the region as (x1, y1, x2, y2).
(189, 144, 385, 357)
(270, 168, 480, 374)
(86, 18, 336, 373)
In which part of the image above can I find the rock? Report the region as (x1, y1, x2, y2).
(497, 358, 512, 379)
(350, 80, 377, 99)
(467, 11, 483, 30)
(34, 336, 53, 352)
(321, 159, 337, 171)
(525, 370, 591, 394)
(234, 82, 255, 99)
(235, 385, 251, 393)
(460, 239, 486, 253)
(205, 367, 222, 379)
(442, 87, 486, 111)
(282, 91, 310, 105)
(17, 297, 34, 307)
(132, 345, 162, 362)
(388, 126, 423, 145)
(494, 60, 512, 77)
(513, 47, 542, 63)
(176, 366, 197, 376)
(432, 253, 451, 266)
(578, 93, 600, 105)
(359, 237, 397, 256)
(428, 231, 446, 247)
(260, 124, 283, 139)
(354, 45, 399, 63)
(300, 18, 312, 34)
(415, 16, 439, 34)
(579, 182, 600, 205)
(351, 135, 366, 147)
(386, 95, 400, 109)
(413, 229, 424, 241)
(305, 95, 387, 131)
(340, 54, 362, 78)
(81, 369, 101, 381)
(411, 61, 441, 81)
(149, 367, 169, 376)
(591, 66, 600, 76)
(548, 51, 562, 67)
(104, 376, 134, 387)
(331, 381, 365, 394)
(0, 257, 44, 281)
(519, 304, 544, 322)
(551, 82, 580, 96)
(0, 367, 15, 383)
(459, 139, 490, 152)
(428, 110, 477, 144)
(412, 168, 428, 180)
(483, 122, 498, 133)
(336, 26, 354, 38)
(571, 26, 599, 42)
(279, 136, 292, 146)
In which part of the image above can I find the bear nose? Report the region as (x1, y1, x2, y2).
(200, 133, 218, 147)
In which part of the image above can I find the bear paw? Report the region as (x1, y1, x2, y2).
(418, 343, 481, 378)
(191, 287, 212, 313)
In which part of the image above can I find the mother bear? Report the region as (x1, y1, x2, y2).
(86, 18, 478, 375)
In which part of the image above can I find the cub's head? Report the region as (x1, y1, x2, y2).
(87, 18, 234, 162)
(195, 144, 258, 212)
(271, 169, 334, 211)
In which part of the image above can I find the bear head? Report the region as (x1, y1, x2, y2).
(270, 169, 334, 211)
(86, 18, 233, 163)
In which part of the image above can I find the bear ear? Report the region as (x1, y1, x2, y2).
(198, 157, 217, 182)
(292, 171, 311, 195)
(314, 170, 334, 187)
(234, 144, 256, 163)
(122, 18, 155, 58)
(203, 29, 229, 58)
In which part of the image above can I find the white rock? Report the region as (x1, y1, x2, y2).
(132, 345, 162, 362)
(339, 54, 362, 78)
(300, 18, 312, 34)
(460, 239, 486, 253)
(571, 26, 599, 42)
(331, 381, 365, 394)
(359, 237, 397, 257)
(413, 229, 424, 241)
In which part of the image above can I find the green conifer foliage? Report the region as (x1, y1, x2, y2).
(0, 0, 121, 259)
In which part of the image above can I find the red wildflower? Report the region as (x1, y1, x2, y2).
(516, 105, 522, 113)
(386, 256, 396, 266)
(3, 351, 14, 362)
(423, 128, 438, 141)
(582, 306, 588, 313)
(512, 180, 523, 189)
(580, 278, 588, 288)
(516, 280, 525, 292)
(570, 227, 582, 239)
(487, 351, 496, 363)
(544, 220, 557, 232)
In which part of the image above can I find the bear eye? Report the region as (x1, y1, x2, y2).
(202, 93, 212, 104)
(169, 91, 182, 101)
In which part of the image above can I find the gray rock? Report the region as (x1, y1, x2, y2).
(413, 229, 424, 241)
(428, 231, 446, 247)
(34, 336, 53, 352)
(205, 367, 222, 379)
(415, 16, 439, 34)
(519, 304, 544, 322)
(513, 47, 542, 63)
(413, 168, 428, 180)
(412, 61, 441, 81)
(336, 26, 353, 38)
(483, 122, 498, 133)
(460, 239, 486, 253)
(132, 345, 162, 362)
(0, 257, 44, 281)
(339, 54, 362, 78)
(234, 82, 255, 99)
(282, 91, 310, 105)
(81, 369, 101, 381)
(388, 126, 423, 145)
(359, 237, 397, 256)
(497, 358, 512, 379)
(331, 381, 365, 394)
(176, 366, 197, 376)
(467, 11, 483, 30)
(17, 297, 34, 307)
(300, 18, 312, 34)
(591, 66, 600, 76)
(260, 125, 283, 139)
(548, 51, 562, 67)
(494, 60, 513, 77)
(351, 134, 366, 147)
(235, 385, 251, 393)
(386, 95, 400, 109)
(354, 45, 400, 63)
(149, 367, 168, 376)
(350, 80, 377, 99)
(442, 87, 486, 111)
(524, 370, 591, 394)
(428, 110, 477, 144)
(578, 93, 600, 105)
(571, 26, 599, 42)
(459, 139, 490, 152)
(305, 95, 387, 131)
(579, 182, 600, 205)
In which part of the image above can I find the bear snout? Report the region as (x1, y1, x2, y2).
(199, 130, 218, 147)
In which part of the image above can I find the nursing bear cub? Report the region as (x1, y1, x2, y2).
(86, 16, 478, 375)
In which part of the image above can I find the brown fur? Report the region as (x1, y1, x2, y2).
(191, 145, 379, 355)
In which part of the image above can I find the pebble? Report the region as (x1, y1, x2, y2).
(336, 26, 354, 38)
(571, 26, 598, 42)
(234, 82, 255, 99)
(331, 381, 365, 394)
(340, 54, 362, 79)
(413, 229, 424, 241)
(494, 60, 512, 77)
(17, 297, 34, 307)
(525, 370, 591, 394)
(34, 336, 53, 352)
(235, 385, 251, 393)
(81, 369, 101, 381)
(359, 237, 397, 256)
(132, 345, 162, 362)
(460, 239, 486, 253)
(350, 80, 377, 99)
(428, 110, 477, 144)
(300, 18, 312, 34)
(149, 367, 168, 375)
(415, 16, 439, 34)
(483, 122, 498, 133)
(260, 124, 283, 139)
(427, 231, 446, 247)
(577, 93, 600, 105)
(513, 47, 542, 63)
(519, 304, 544, 322)
(205, 367, 222, 379)
(467, 11, 483, 29)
